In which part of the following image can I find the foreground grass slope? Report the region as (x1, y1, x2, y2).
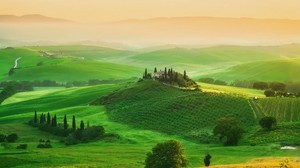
(92, 80, 256, 141)
(0, 47, 141, 82)
(0, 83, 299, 167)
(202, 58, 300, 82)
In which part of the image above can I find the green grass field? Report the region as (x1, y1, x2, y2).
(0, 47, 142, 82)
(199, 82, 265, 98)
(1, 44, 300, 167)
(1, 83, 299, 167)
(201, 58, 300, 82)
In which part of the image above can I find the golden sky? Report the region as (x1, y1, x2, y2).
(1, 0, 300, 22)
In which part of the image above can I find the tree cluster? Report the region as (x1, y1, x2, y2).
(37, 139, 52, 148)
(213, 117, 244, 146)
(0, 85, 17, 104)
(259, 116, 277, 130)
(30, 111, 106, 145)
(30, 111, 86, 137)
(198, 78, 227, 86)
(0, 133, 18, 143)
(145, 140, 188, 168)
(143, 67, 197, 88)
(66, 126, 105, 145)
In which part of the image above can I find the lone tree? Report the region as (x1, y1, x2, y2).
(80, 120, 85, 130)
(47, 112, 51, 125)
(145, 140, 188, 168)
(72, 115, 76, 130)
(183, 70, 187, 80)
(213, 117, 244, 146)
(259, 116, 276, 130)
(63, 114, 68, 130)
(33, 110, 38, 124)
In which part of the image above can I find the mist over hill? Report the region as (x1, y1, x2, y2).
(1, 15, 300, 47)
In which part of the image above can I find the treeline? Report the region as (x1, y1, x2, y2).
(198, 78, 300, 97)
(66, 78, 135, 87)
(198, 78, 227, 86)
(143, 67, 197, 88)
(0, 78, 134, 89)
(29, 111, 107, 145)
(252, 81, 300, 97)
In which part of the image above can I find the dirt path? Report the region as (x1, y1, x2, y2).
(13, 57, 22, 68)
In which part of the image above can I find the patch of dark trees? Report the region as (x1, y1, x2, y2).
(0, 133, 18, 143)
(142, 67, 197, 88)
(198, 78, 228, 86)
(29, 111, 110, 145)
(199, 78, 300, 97)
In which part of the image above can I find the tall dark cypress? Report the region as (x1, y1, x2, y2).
(63, 114, 68, 130)
(183, 70, 187, 80)
(47, 112, 51, 125)
(40, 113, 44, 124)
(164, 67, 167, 79)
(154, 67, 157, 73)
(144, 68, 148, 79)
(34, 110, 38, 124)
(80, 120, 85, 130)
(54, 114, 57, 127)
(72, 115, 76, 130)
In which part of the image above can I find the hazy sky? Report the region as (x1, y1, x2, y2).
(1, 0, 300, 22)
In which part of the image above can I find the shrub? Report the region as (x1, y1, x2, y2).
(264, 89, 275, 97)
(213, 117, 244, 146)
(145, 140, 188, 168)
(0, 134, 6, 142)
(6, 133, 18, 142)
(81, 126, 105, 142)
(37, 143, 52, 148)
(65, 133, 79, 145)
(259, 116, 277, 130)
(16, 144, 28, 149)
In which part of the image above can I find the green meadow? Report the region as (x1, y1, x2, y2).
(1, 44, 300, 167)
(1, 83, 299, 168)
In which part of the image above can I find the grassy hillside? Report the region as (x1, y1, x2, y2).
(1, 83, 299, 167)
(28, 45, 135, 60)
(199, 82, 265, 98)
(92, 80, 256, 140)
(0, 47, 142, 82)
(202, 58, 300, 82)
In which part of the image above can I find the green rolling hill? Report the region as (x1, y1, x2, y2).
(201, 58, 300, 82)
(28, 45, 135, 60)
(92, 80, 256, 141)
(0, 47, 142, 82)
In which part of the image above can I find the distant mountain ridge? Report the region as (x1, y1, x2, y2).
(0, 14, 73, 23)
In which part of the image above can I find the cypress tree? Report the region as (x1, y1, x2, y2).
(54, 114, 57, 127)
(34, 110, 38, 124)
(87, 121, 90, 128)
(164, 67, 167, 79)
(144, 68, 148, 79)
(47, 112, 51, 125)
(154, 67, 157, 73)
(63, 114, 68, 130)
(80, 120, 85, 130)
(72, 115, 76, 130)
(40, 113, 44, 124)
(183, 70, 187, 80)
(51, 117, 55, 127)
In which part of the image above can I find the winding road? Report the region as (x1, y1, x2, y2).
(14, 57, 22, 68)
